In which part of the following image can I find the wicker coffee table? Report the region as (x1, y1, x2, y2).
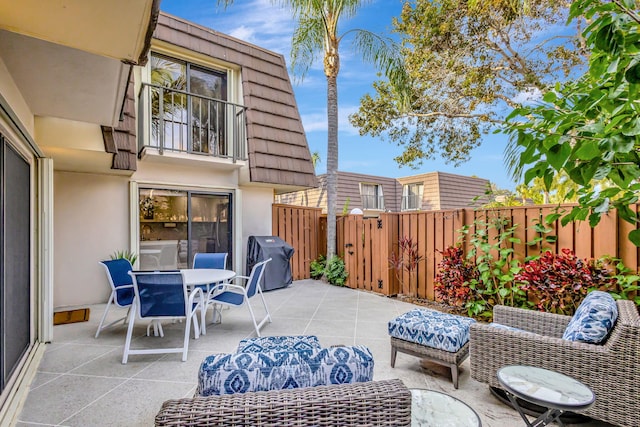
(410, 389, 481, 426)
(497, 365, 595, 427)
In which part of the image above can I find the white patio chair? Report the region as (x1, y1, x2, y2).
(95, 259, 134, 338)
(208, 258, 272, 337)
(123, 271, 204, 363)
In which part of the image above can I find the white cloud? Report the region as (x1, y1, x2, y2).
(203, 0, 296, 55)
(512, 87, 542, 104)
(301, 104, 362, 135)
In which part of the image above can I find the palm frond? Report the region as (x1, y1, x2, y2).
(291, 15, 325, 79)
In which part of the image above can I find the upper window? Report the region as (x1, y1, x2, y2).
(360, 183, 384, 210)
(402, 183, 423, 210)
(148, 53, 232, 156)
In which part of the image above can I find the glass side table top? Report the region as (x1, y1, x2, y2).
(411, 389, 482, 427)
(497, 365, 595, 411)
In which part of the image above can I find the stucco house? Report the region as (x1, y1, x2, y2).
(276, 171, 490, 216)
(0, 3, 315, 423)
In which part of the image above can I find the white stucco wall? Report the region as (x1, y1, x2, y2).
(238, 186, 274, 273)
(54, 171, 130, 307)
(0, 57, 34, 137)
(53, 160, 276, 307)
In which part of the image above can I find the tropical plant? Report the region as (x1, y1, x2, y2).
(434, 246, 477, 311)
(514, 248, 616, 314)
(218, 0, 401, 260)
(603, 256, 640, 305)
(388, 236, 424, 297)
(325, 255, 348, 286)
(310, 255, 326, 279)
(110, 250, 138, 266)
(462, 217, 526, 317)
(503, 0, 640, 245)
(350, 0, 585, 167)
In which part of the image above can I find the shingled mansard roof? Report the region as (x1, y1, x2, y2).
(152, 13, 317, 189)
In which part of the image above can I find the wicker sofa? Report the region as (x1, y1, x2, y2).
(470, 299, 640, 427)
(155, 379, 412, 426)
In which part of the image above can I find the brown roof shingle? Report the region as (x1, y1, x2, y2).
(154, 13, 316, 189)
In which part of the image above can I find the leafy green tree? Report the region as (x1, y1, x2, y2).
(349, 0, 585, 167)
(311, 151, 321, 168)
(503, 0, 640, 244)
(516, 171, 582, 204)
(218, 0, 400, 259)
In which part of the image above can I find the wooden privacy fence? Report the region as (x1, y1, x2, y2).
(272, 204, 322, 281)
(273, 204, 640, 300)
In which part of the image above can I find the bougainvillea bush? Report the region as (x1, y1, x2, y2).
(434, 246, 478, 312)
(514, 248, 616, 315)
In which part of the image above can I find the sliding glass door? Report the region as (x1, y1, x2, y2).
(0, 134, 31, 396)
(138, 188, 231, 270)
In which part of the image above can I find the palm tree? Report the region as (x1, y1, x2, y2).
(219, 0, 401, 259)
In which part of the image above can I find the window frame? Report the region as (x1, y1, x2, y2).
(359, 182, 385, 211)
(402, 182, 424, 211)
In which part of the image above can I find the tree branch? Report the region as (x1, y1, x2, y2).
(406, 110, 501, 123)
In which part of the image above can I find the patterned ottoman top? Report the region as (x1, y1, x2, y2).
(197, 345, 374, 396)
(389, 309, 476, 353)
(237, 335, 322, 353)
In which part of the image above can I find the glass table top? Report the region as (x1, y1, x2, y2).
(497, 365, 595, 411)
(411, 389, 481, 427)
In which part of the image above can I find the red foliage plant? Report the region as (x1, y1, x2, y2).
(514, 248, 616, 314)
(435, 246, 478, 308)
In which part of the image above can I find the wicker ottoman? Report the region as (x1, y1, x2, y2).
(388, 308, 476, 389)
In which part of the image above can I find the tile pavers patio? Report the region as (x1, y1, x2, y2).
(16, 280, 612, 426)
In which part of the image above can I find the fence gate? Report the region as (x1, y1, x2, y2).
(339, 213, 399, 295)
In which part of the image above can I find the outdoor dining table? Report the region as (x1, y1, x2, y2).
(181, 268, 236, 333)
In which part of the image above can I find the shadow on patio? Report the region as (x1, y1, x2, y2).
(17, 280, 612, 426)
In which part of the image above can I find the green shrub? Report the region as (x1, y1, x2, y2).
(325, 256, 348, 286)
(310, 255, 326, 279)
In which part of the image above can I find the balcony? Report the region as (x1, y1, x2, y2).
(361, 195, 385, 210)
(402, 194, 423, 211)
(138, 83, 247, 162)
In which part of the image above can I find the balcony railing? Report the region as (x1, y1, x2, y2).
(402, 195, 423, 211)
(361, 195, 385, 210)
(138, 83, 247, 161)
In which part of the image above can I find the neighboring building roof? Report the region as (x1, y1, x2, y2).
(277, 170, 490, 213)
(153, 13, 317, 190)
(397, 171, 489, 210)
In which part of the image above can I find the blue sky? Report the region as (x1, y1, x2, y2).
(160, 0, 515, 190)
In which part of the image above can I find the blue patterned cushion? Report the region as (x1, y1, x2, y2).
(197, 345, 374, 396)
(388, 309, 476, 352)
(562, 291, 618, 344)
(237, 335, 322, 354)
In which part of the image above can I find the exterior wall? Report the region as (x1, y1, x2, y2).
(276, 184, 325, 209)
(53, 171, 130, 307)
(239, 187, 274, 274)
(336, 172, 399, 214)
(397, 172, 490, 211)
(436, 172, 489, 210)
(277, 172, 400, 214)
(0, 57, 34, 137)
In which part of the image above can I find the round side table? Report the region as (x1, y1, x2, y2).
(411, 389, 481, 426)
(497, 365, 595, 427)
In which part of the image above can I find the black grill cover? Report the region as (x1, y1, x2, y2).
(246, 236, 294, 291)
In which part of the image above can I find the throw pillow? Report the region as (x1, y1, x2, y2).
(562, 291, 618, 344)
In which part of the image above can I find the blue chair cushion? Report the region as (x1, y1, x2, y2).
(562, 291, 618, 344)
(237, 335, 322, 353)
(388, 308, 476, 353)
(197, 345, 374, 396)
